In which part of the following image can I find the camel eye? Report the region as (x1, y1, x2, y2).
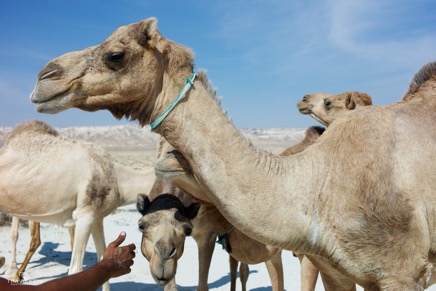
(107, 52, 125, 62)
(104, 52, 126, 70)
(324, 99, 332, 110)
(138, 222, 148, 232)
(182, 224, 193, 236)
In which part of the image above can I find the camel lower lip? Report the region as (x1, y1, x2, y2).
(154, 169, 184, 179)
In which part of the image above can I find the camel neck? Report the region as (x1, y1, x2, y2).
(154, 76, 320, 252)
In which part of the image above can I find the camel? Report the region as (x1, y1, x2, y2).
(297, 91, 373, 127)
(0, 120, 155, 290)
(291, 91, 373, 290)
(30, 18, 436, 290)
(139, 138, 283, 291)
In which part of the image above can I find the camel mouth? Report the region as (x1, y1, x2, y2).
(151, 273, 172, 286)
(154, 167, 185, 179)
(32, 92, 74, 114)
(30, 80, 76, 114)
(154, 151, 191, 179)
(298, 106, 312, 115)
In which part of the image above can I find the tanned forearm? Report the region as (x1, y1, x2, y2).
(39, 262, 112, 291)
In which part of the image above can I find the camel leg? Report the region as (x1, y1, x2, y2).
(265, 250, 284, 291)
(298, 254, 319, 291)
(14, 221, 41, 281)
(68, 226, 75, 250)
(6, 216, 20, 278)
(229, 256, 238, 291)
(319, 271, 356, 291)
(239, 262, 249, 291)
(68, 213, 94, 275)
(91, 219, 109, 291)
(194, 230, 216, 291)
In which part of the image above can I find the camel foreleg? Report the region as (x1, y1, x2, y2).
(229, 255, 238, 291)
(194, 230, 216, 291)
(265, 250, 284, 291)
(6, 216, 20, 278)
(238, 262, 249, 291)
(297, 253, 319, 291)
(91, 219, 109, 291)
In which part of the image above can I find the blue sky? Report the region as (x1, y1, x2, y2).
(1, 0, 435, 129)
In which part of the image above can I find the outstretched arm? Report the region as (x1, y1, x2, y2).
(0, 231, 136, 291)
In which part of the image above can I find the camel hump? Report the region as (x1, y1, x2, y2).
(7, 120, 59, 142)
(403, 61, 436, 99)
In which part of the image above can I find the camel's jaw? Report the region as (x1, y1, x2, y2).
(297, 101, 312, 115)
(30, 80, 80, 114)
(298, 107, 312, 115)
(154, 151, 192, 179)
(309, 114, 329, 127)
(149, 259, 177, 286)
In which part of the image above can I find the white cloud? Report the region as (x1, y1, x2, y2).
(325, 0, 436, 68)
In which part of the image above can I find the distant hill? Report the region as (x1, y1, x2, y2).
(0, 123, 307, 153)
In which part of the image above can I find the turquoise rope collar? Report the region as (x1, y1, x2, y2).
(150, 72, 196, 130)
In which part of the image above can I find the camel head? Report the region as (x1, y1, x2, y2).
(30, 17, 194, 126)
(297, 91, 372, 126)
(154, 137, 212, 204)
(136, 193, 200, 286)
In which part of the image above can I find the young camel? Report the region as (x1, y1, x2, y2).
(139, 138, 283, 291)
(30, 18, 436, 290)
(0, 120, 154, 290)
(290, 91, 373, 291)
(297, 91, 373, 127)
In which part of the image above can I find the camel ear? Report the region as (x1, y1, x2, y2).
(345, 93, 356, 110)
(137, 194, 151, 215)
(137, 17, 161, 48)
(185, 202, 201, 220)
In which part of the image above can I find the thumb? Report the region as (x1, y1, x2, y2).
(110, 231, 126, 248)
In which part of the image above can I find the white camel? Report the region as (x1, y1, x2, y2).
(0, 120, 154, 290)
(29, 18, 436, 290)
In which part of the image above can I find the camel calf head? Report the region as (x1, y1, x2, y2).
(297, 91, 372, 126)
(136, 194, 200, 286)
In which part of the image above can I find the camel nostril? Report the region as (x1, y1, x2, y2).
(154, 242, 176, 260)
(38, 63, 63, 80)
(168, 247, 176, 259)
(40, 69, 59, 80)
(302, 95, 309, 102)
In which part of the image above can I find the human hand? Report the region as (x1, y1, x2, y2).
(101, 231, 136, 278)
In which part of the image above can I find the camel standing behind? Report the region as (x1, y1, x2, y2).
(138, 138, 282, 291)
(0, 120, 155, 290)
(29, 18, 436, 290)
(289, 91, 373, 291)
